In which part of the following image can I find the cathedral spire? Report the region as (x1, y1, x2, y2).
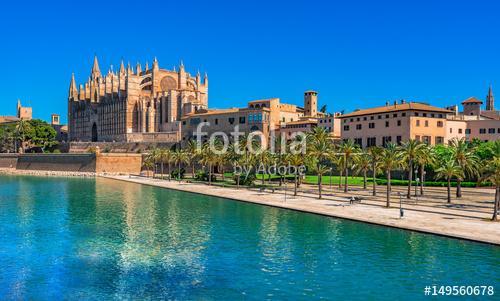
(486, 84, 495, 111)
(91, 55, 101, 77)
(153, 57, 159, 71)
(136, 62, 142, 74)
(69, 73, 78, 99)
(179, 60, 184, 71)
(145, 61, 149, 72)
(119, 59, 125, 74)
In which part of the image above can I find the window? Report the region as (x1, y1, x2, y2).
(385, 121, 389, 127)
(354, 138, 363, 146)
(357, 118, 360, 121)
(396, 136, 402, 145)
(422, 136, 431, 144)
(356, 124, 362, 130)
(437, 121, 443, 127)
(363, 117, 367, 121)
(423, 113, 427, 117)
(488, 128, 495, 134)
(465, 129, 471, 134)
(182, 121, 186, 125)
(416, 120, 420, 127)
(385, 114, 389, 118)
(402, 113, 406, 117)
(350, 118, 354, 122)
(393, 113, 397, 117)
(343, 125, 350, 131)
(214, 118, 218, 125)
(239, 116, 246, 124)
(378, 115, 382, 119)
(435, 136, 444, 144)
(229, 117, 235, 124)
(450, 128, 453, 133)
(479, 128, 486, 134)
(369, 122, 375, 128)
(424, 120, 429, 127)
(367, 137, 377, 147)
(370, 116, 374, 120)
(415, 135, 420, 141)
(415, 112, 419, 116)
(438, 114, 443, 118)
(458, 129, 462, 134)
(431, 114, 435, 118)
(382, 136, 392, 147)
(397, 120, 401, 126)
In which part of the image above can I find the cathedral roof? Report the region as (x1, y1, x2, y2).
(461, 97, 483, 104)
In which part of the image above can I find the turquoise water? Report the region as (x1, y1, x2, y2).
(0, 176, 498, 300)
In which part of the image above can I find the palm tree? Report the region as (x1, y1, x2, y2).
(15, 119, 31, 153)
(158, 148, 171, 180)
(257, 149, 272, 186)
(399, 139, 424, 199)
(380, 143, 400, 207)
(415, 144, 436, 195)
(307, 157, 331, 199)
(185, 139, 200, 179)
(172, 149, 189, 181)
(435, 158, 463, 203)
(329, 152, 344, 190)
(449, 138, 479, 198)
(200, 142, 217, 185)
(307, 128, 333, 194)
(288, 154, 304, 196)
(149, 148, 161, 178)
(367, 146, 383, 196)
(143, 153, 155, 177)
(338, 139, 359, 192)
(354, 150, 370, 189)
(478, 141, 500, 221)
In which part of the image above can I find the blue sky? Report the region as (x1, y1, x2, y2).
(0, 0, 499, 123)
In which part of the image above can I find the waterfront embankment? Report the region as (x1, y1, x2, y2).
(103, 175, 500, 246)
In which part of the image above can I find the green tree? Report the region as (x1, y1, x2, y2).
(354, 150, 370, 189)
(478, 141, 500, 221)
(449, 138, 479, 198)
(415, 144, 436, 195)
(399, 139, 424, 199)
(435, 158, 463, 203)
(185, 139, 200, 179)
(338, 139, 359, 192)
(380, 143, 400, 207)
(27, 119, 58, 152)
(367, 146, 383, 196)
(172, 149, 189, 181)
(307, 127, 333, 192)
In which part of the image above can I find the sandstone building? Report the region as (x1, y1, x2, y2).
(68, 56, 208, 142)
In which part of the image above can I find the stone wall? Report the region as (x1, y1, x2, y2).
(1, 153, 142, 174)
(16, 154, 96, 172)
(95, 153, 142, 174)
(0, 154, 18, 168)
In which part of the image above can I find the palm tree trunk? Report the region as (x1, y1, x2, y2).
(294, 174, 298, 196)
(447, 178, 451, 203)
(261, 167, 265, 186)
(363, 170, 367, 189)
(178, 162, 181, 181)
(168, 163, 171, 181)
(492, 186, 499, 221)
(386, 170, 391, 207)
(338, 170, 343, 189)
(319, 174, 322, 199)
(456, 179, 462, 198)
(344, 167, 348, 192)
(372, 164, 377, 196)
(420, 165, 424, 195)
(161, 163, 164, 180)
(192, 163, 195, 179)
(236, 175, 240, 189)
(407, 160, 412, 199)
(208, 164, 212, 185)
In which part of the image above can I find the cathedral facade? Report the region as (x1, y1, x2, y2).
(68, 56, 208, 142)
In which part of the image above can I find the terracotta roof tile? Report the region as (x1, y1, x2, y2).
(339, 102, 452, 118)
(461, 97, 483, 104)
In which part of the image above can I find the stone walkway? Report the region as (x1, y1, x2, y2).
(104, 175, 500, 246)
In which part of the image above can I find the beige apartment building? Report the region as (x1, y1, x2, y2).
(339, 101, 460, 147)
(181, 91, 326, 144)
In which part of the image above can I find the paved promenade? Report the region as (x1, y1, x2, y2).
(104, 175, 500, 246)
